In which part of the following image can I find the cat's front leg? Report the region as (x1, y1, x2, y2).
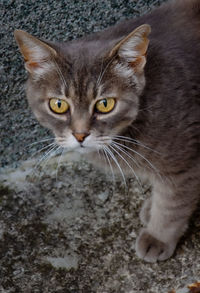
(139, 196, 152, 225)
(135, 181, 197, 263)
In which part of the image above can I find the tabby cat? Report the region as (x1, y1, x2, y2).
(14, 0, 200, 262)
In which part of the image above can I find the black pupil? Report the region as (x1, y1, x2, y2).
(103, 99, 107, 107)
(57, 100, 62, 108)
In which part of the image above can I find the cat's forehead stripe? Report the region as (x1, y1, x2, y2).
(67, 82, 76, 99)
(67, 72, 97, 101)
(86, 81, 97, 100)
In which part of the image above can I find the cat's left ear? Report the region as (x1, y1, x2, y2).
(109, 24, 151, 73)
(14, 30, 57, 76)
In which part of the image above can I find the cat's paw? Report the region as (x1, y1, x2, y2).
(135, 229, 176, 263)
(139, 197, 152, 225)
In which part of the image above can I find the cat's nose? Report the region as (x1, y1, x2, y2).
(72, 132, 90, 143)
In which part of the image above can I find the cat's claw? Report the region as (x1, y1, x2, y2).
(135, 229, 176, 263)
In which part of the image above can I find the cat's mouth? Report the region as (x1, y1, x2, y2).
(55, 134, 112, 154)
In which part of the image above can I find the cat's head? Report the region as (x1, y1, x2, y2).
(14, 24, 150, 154)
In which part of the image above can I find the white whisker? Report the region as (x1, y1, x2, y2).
(111, 142, 140, 169)
(41, 146, 62, 170)
(25, 138, 55, 148)
(113, 141, 164, 182)
(97, 148, 101, 161)
(37, 146, 62, 180)
(104, 145, 127, 189)
(54, 59, 68, 90)
(56, 147, 65, 181)
(114, 135, 161, 155)
(33, 144, 58, 173)
(98, 146, 108, 167)
(102, 145, 116, 187)
(96, 58, 104, 87)
(29, 142, 56, 159)
(96, 55, 116, 87)
(109, 144, 143, 192)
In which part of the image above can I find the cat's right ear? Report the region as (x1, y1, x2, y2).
(108, 24, 151, 74)
(14, 30, 57, 76)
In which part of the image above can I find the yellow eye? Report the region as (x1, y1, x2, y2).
(95, 98, 115, 114)
(49, 98, 69, 114)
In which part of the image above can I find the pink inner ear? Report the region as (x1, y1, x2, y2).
(130, 56, 146, 73)
(135, 37, 149, 56)
(21, 45, 48, 70)
(20, 44, 34, 61)
(25, 60, 45, 73)
(27, 61, 40, 68)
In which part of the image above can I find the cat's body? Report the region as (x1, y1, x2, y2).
(15, 0, 200, 262)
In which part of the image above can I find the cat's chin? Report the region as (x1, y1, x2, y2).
(76, 146, 93, 154)
(63, 145, 98, 155)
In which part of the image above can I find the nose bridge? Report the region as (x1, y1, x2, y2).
(71, 110, 90, 134)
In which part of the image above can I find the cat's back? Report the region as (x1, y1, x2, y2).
(139, 0, 200, 161)
(145, 0, 200, 57)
